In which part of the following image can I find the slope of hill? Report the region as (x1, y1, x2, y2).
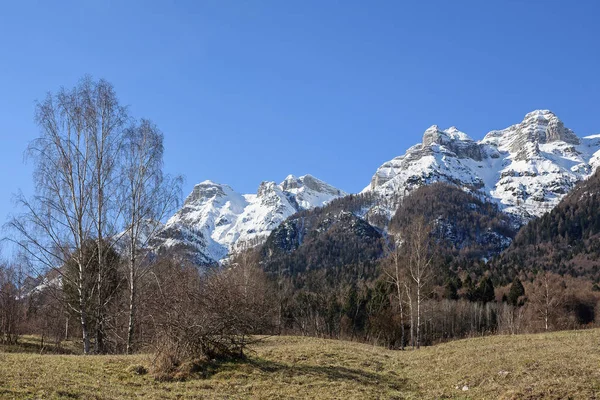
(494, 167, 600, 281)
(389, 183, 520, 260)
(261, 193, 383, 282)
(2, 330, 599, 399)
(261, 183, 520, 284)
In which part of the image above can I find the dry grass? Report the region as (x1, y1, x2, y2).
(1, 329, 599, 399)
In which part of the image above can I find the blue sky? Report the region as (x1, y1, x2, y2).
(1, 0, 600, 240)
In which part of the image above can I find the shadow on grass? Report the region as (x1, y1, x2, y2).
(0, 337, 78, 355)
(195, 356, 409, 392)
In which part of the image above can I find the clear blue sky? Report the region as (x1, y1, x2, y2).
(1, 0, 600, 235)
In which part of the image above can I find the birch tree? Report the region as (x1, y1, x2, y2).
(84, 78, 128, 353)
(529, 272, 565, 331)
(8, 83, 98, 353)
(121, 119, 181, 354)
(404, 217, 433, 349)
(382, 237, 407, 350)
(7, 77, 181, 354)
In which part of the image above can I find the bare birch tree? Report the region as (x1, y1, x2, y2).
(404, 217, 433, 349)
(6, 77, 182, 354)
(120, 119, 181, 354)
(528, 272, 565, 331)
(382, 236, 407, 350)
(8, 83, 98, 353)
(84, 78, 128, 353)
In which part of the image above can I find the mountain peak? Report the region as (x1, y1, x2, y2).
(280, 175, 301, 191)
(445, 126, 472, 141)
(298, 174, 346, 197)
(523, 109, 555, 119)
(510, 109, 580, 151)
(155, 174, 346, 264)
(257, 180, 279, 197)
(199, 179, 219, 186)
(422, 125, 472, 148)
(185, 180, 231, 204)
(369, 110, 599, 220)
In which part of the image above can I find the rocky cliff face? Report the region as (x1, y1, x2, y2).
(152, 175, 346, 264)
(365, 110, 600, 220)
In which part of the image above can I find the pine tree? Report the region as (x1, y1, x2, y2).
(507, 277, 525, 306)
(477, 277, 495, 303)
(443, 278, 459, 300)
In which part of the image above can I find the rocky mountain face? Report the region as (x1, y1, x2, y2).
(152, 175, 347, 264)
(365, 110, 600, 220)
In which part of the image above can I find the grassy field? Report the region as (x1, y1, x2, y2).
(1, 330, 599, 399)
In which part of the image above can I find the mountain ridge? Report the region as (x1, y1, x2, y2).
(365, 109, 600, 219)
(152, 174, 347, 264)
(154, 110, 600, 265)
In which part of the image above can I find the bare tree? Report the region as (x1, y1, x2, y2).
(404, 276, 415, 348)
(7, 82, 100, 353)
(7, 78, 133, 354)
(120, 119, 181, 354)
(528, 272, 565, 331)
(403, 217, 433, 349)
(0, 260, 25, 344)
(382, 236, 407, 350)
(85, 78, 128, 354)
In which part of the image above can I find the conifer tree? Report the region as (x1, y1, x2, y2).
(508, 277, 525, 306)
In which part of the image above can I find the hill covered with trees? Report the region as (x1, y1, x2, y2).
(390, 182, 519, 261)
(491, 167, 600, 282)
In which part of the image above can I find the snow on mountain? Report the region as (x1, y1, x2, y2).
(365, 110, 600, 220)
(154, 110, 599, 265)
(152, 175, 346, 264)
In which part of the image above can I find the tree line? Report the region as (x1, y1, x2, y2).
(259, 182, 600, 349)
(263, 217, 599, 348)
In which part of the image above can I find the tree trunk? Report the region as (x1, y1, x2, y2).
(126, 249, 136, 355)
(79, 289, 91, 354)
(416, 283, 421, 349)
(405, 283, 414, 350)
(126, 281, 135, 354)
(395, 281, 405, 350)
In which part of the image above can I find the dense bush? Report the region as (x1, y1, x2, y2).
(149, 254, 277, 380)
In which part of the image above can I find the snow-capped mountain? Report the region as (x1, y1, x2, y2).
(364, 110, 600, 220)
(154, 110, 599, 265)
(152, 174, 346, 264)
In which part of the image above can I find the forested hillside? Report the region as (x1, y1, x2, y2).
(253, 183, 536, 345)
(390, 183, 519, 260)
(492, 168, 600, 282)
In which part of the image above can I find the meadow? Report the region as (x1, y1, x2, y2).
(1, 329, 599, 399)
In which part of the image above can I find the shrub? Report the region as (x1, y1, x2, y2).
(148, 254, 276, 380)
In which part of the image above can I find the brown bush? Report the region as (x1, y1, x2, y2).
(148, 252, 276, 380)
